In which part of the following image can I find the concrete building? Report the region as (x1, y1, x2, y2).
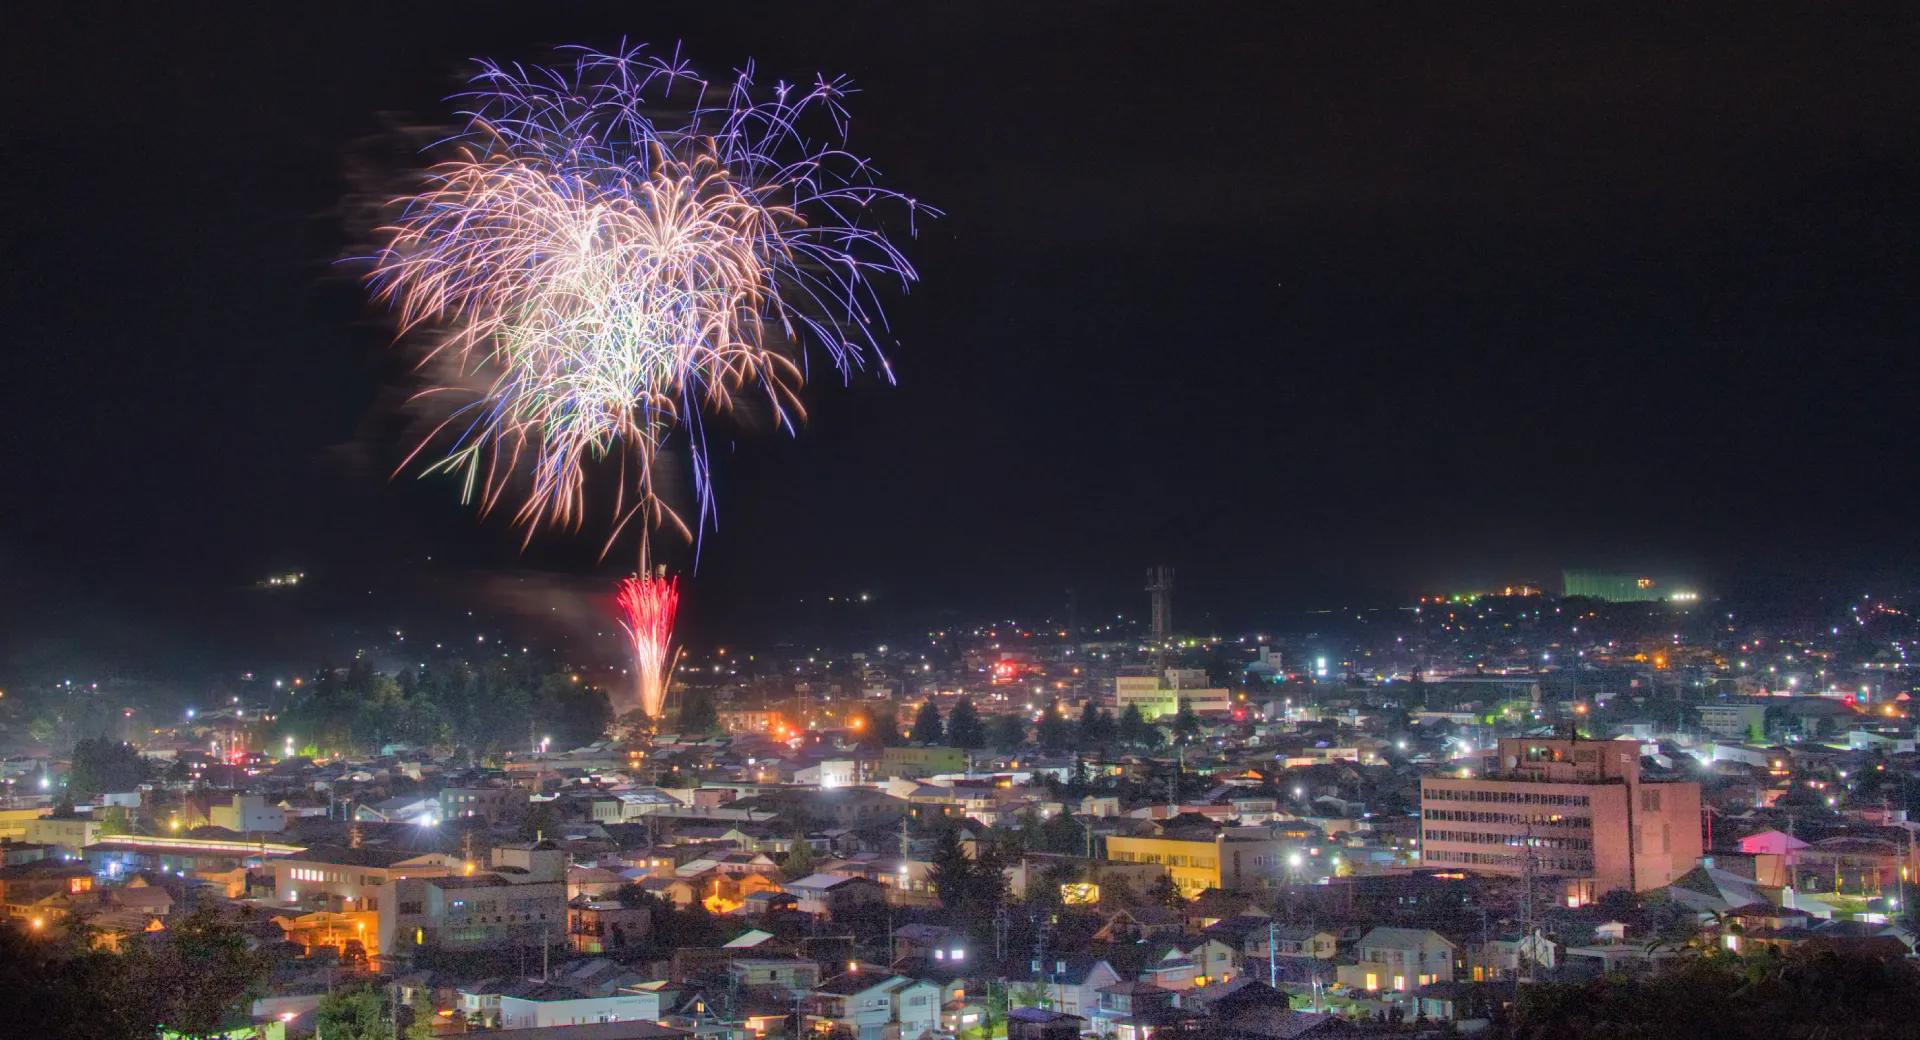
(882, 746, 969, 779)
(1695, 702, 1770, 740)
(498, 987, 655, 1028)
(1420, 736, 1702, 897)
(1103, 835, 1289, 897)
(385, 870, 567, 956)
(209, 793, 287, 833)
(271, 845, 462, 914)
(22, 817, 100, 858)
(438, 785, 529, 825)
(1115, 670, 1232, 721)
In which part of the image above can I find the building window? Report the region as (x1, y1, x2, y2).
(1364, 973, 1378, 991)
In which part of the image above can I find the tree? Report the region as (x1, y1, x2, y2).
(533, 673, 613, 750)
(1171, 703, 1201, 745)
(946, 697, 985, 749)
(66, 738, 147, 800)
(991, 712, 1027, 751)
(1008, 981, 1051, 1011)
(1509, 948, 1920, 1040)
(911, 701, 944, 745)
(134, 902, 269, 1038)
(1100, 876, 1140, 908)
(1147, 874, 1185, 909)
(1077, 703, 1114, 748)
(1141, 721, 1167, 751)
(1037, 699, 1070, 750)
(97, 805, 132, 836)
(679, 688, 719, 736)
(858, 707, 904, 748)
(929, 828, 976, 912)
(1117, 704, 1150, 747)
(520, 802, 559, 842)
(783, 833, 817, 877)
(316, 982, 391, 1040)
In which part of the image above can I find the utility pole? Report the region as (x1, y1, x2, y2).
(1521, 823, 1537, 983)
(1268, 920, 1278, 987)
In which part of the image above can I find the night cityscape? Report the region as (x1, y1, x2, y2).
(4, 4, 1919, 1039)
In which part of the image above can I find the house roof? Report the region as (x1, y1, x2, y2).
(812, 971, 903, 996)
(289, 844, 447, 869)
(1355, 927, 1451, 951)
(787, 873, 878, 892)
(723, 929, 777, 948)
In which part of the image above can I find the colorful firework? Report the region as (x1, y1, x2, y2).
(367, 43, 931, 546)
(616, 571, 680, 719)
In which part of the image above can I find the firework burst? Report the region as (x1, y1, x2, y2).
(368, 43, 931, 547)
(616, 571, 680, 719)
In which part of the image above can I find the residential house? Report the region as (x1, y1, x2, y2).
(1334, 927, 1455, 994)
(784, 873, 886, 920)
(1093, 907, 1184, 943)
(893, 923, 969, 966)
(1089, 981, 1189, 1040)
(728, 958, 822, 995)
(568, 897, 651, 954)
(1459, 931, 1557, 980)
(639, 876, 698, 908)
(1171, 935, 1240, 984)
(1008, 956, 1120, 1020)
(806, 972, 939, 1040)
(1135, 945, 1200, 991)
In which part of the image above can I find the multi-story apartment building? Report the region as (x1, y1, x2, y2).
(438, 785, 530, 825)
(270, 845, 462, 914)
(1115, 670, 1231, 721)
(1420, 736, 1702, 899)
(381, 842, 567, 956)
(1103, 835, 1289, 897)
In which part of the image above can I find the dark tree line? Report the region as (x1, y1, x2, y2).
(1502, 949, 1920, 1040)
(901, 696, 1180, 753)
(275, 656, 610, 757)
(0, 903, 266, 1040)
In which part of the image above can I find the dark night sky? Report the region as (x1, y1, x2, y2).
(2, 2, 1917, 676)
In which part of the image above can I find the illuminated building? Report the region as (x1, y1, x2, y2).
(1561, 570, 1662, 602)
(1115, 669, 1231, 721)
(1103, 835, 1290, 897)
(881, 746, 967, 779)
(1420, 736, 1702, 898)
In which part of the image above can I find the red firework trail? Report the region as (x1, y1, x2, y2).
(616, 573, 679, 719)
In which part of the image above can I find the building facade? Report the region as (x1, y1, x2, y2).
(1103, 835, 1287, 897)
(1420, 736, 1702, 896)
